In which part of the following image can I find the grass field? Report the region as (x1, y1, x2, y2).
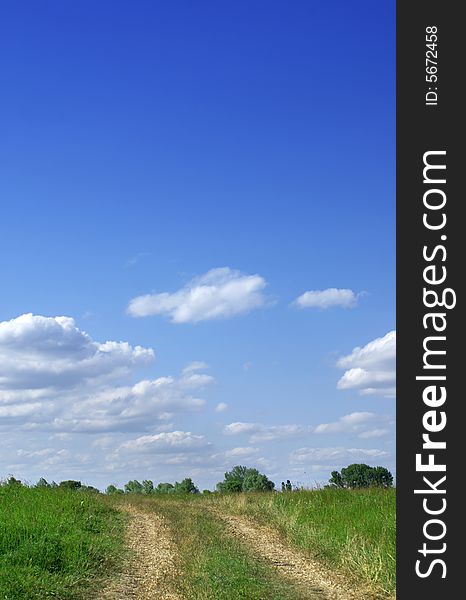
(1, 484, 395, 599)
(131, 494, 310, 600)
(207, 487, 396, 596)
(0, 484, 125, 600)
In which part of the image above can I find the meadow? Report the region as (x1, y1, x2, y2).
(0, 483, 395, 599)
(206, 487, 396, 596)
(0, 484, 124, 599)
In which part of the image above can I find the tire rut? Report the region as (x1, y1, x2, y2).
(99, 504, 181, 600)
(216, 512, 376, 600)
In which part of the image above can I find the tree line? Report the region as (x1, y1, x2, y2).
(1, 463, 393, 494)
(107, 466, 275, 495)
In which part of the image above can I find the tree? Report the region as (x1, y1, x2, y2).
(155, 482, 174, 494)
(124, 480, 144, 494)
(328, 470, 344, 488)
(217, 465, 248, 493)
(142, 480, 154, 494)
(243, 469, 274, 492)
(82, 485, 100, 494)
(341, 464, 373, 488)
(59, 480, 82, 491)
(216, 465, 275, 493)
(35, 477, 50, 488)
(370, 466, 393, 488)
(3, 476, 22, 487)
(174, 477, 199, 494)
(328, 464, 393, 489)
(106, 484, 124, 495)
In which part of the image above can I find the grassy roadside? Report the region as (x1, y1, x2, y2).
(0, 485, 125, 600)
(134, 495, 311, 600)
(204, 488, 396, 598)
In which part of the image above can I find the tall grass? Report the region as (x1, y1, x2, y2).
(137, 495, 310, 600)
(207, 487, 396, 597)
(0, 484, 125, 600)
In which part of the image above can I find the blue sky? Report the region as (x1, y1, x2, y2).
(0, 1, 395, 490)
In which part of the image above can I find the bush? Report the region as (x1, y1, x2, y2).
(329, 464, 393, 488)
(217, 465, 275, 493)
(124, 480, 144, 493)
(155, 482, 175, 494)
(174, 478, 199, 494)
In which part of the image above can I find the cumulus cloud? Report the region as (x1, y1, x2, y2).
(127, 267, 268, 323)
(358, 429, 390, 439)
(0, 313, 154, 392)
(294, 288, 358, 310)
(336, 331, 396, 397)
(17, 447, 55, 459)
(53, 372, 211, 433)
(0, 314, 212, 433)
(290, 446, 388, 464)
(214, 402, 228, 413)
(224, 446, 259, 458)
(314, 412, 375, 434)
(0, 402, 46, 418)
(182, 361, 209, 374)
(224, 422, 258, 435)
(223, 422, 310, 442)
(313, 412, 390, 438)
(118, 431, 210, 453)
(224, 414, 391, 444)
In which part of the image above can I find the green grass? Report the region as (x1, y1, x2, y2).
(0, 484, 395, 599)
(133, 495, 311, 600)
(0, 485, 125, 600)
(205, 487, 396, 597)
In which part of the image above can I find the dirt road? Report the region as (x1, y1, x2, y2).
(216, 512, 367, 600)
(99, 503, 381, 599)
(98, 504, 181, 600)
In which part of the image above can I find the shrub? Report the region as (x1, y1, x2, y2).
(217, 465, 275, 493)
(329, 464, 393, 488)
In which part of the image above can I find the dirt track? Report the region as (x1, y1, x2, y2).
(216, 512, 371, 600)
(98, 504, 181, 599)
(99, 504, 381, 600)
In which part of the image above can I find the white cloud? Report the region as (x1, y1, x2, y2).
(215, 402, 228, 413)
(314, 412, 391, 439)
(0, 314, 212, 433)
(0, 402, 45, 418)
(0, 313, 154, 391)
(290, 446, 388, 464)
(224, 422, 258, 435)
(224, 446, 259, 458)
(358, 429, 390, 439)
(49, 372, 210, 433)
(182, 361, 209, 374)
(223, 422, 310, 442)
(336, 331, 396, 397)
(17, 447, 55, 458)
(127, 267, 268, 323)
(224, 414, 391, 444)
(118, 431, 210, 453)
(314, 412, 375, 434)
(92, 435, 119, 450)
(294, 288, 358, 310)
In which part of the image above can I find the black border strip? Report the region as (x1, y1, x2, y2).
(397, 3, 462, 596)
